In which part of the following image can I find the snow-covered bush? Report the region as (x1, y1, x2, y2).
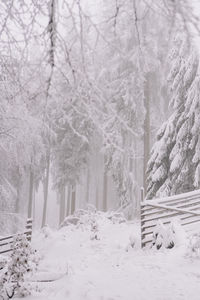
(40, 225, 53, 239)
(60, 205, 99, 229)
(0, 256, 8, 271)
(186, 233, 200, 258)
(60, 215, 80, 227)
(60, 207, 127, 243)
(125, 233, 140, 251)
(107, 212, 126, 224)
(0, 234, 39, 299)
(152, 220, 185, 250)
(90, 218, 99, 240)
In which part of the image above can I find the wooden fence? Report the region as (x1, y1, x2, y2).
(0, 218, 33, 255)
(140, 188, 200, 248)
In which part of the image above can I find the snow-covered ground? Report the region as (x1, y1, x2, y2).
(18, 212, 200, 300)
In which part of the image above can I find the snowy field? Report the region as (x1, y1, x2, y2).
(16, 212, 200, 300)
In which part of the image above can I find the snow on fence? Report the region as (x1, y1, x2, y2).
(0, 219, 33, 255)
(140, 188, 200, 248)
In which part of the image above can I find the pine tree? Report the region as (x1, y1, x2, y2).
(182, 75, 200, 189)
(146, 35, 199, 199)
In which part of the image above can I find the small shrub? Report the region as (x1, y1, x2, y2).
(40, 225, 53, 238)
(152, 220, 184, 250)
(0, 234, 39, 299)
(125, 233, 140, 251)
(186, 233, 200, 258)
(0, 256, 8, 271)
(60, 205, 99, 229)
(90, 219, 99, 240)
(107, 212, 126, 224)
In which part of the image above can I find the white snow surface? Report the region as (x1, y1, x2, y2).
(17, 214, 200, 300)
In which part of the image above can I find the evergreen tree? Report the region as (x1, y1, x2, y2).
(146, 35, 199, 199)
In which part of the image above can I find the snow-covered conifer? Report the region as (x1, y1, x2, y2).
(146, 35, 199, 198)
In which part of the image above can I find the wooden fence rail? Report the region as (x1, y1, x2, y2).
(140, 188, 200, 248)
(0, 218, 33, 255)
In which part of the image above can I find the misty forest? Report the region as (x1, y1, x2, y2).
(1, 1, 200, 299)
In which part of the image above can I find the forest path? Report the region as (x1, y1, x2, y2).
(21, 217, 200, 300)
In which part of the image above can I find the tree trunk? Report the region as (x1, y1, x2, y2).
(128, 149, 133, 219)
(133, 138, 139, 217)
(86, 167, 90, 205)
(103, 170, 108, 211)
(41, 0, 56, 226)
(16, 177, 21, 213)
(59, 185, 66, 225)
(41, 153, 50, 227)
(96, 186, 99, 210)
(71, 185, 76, 215)
(66, 185, 71, 217)
(143, 74, 151, 194)
(28, 169, 34, 219)
(33, 184, 36, 221)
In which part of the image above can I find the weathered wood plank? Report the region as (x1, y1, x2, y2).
(145, 188, 200, 203)
(145, 203, 200, 216)
(0, 240, 14, 247)
(142, 200, 200, 217)
(158, 195, 200, 205)
(0, 248, 13, 254)
(143, 211, 182, 223)
(0, 235, 14, 242)
(182, 218, 200, 226)
(143, 197, 200, 213)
